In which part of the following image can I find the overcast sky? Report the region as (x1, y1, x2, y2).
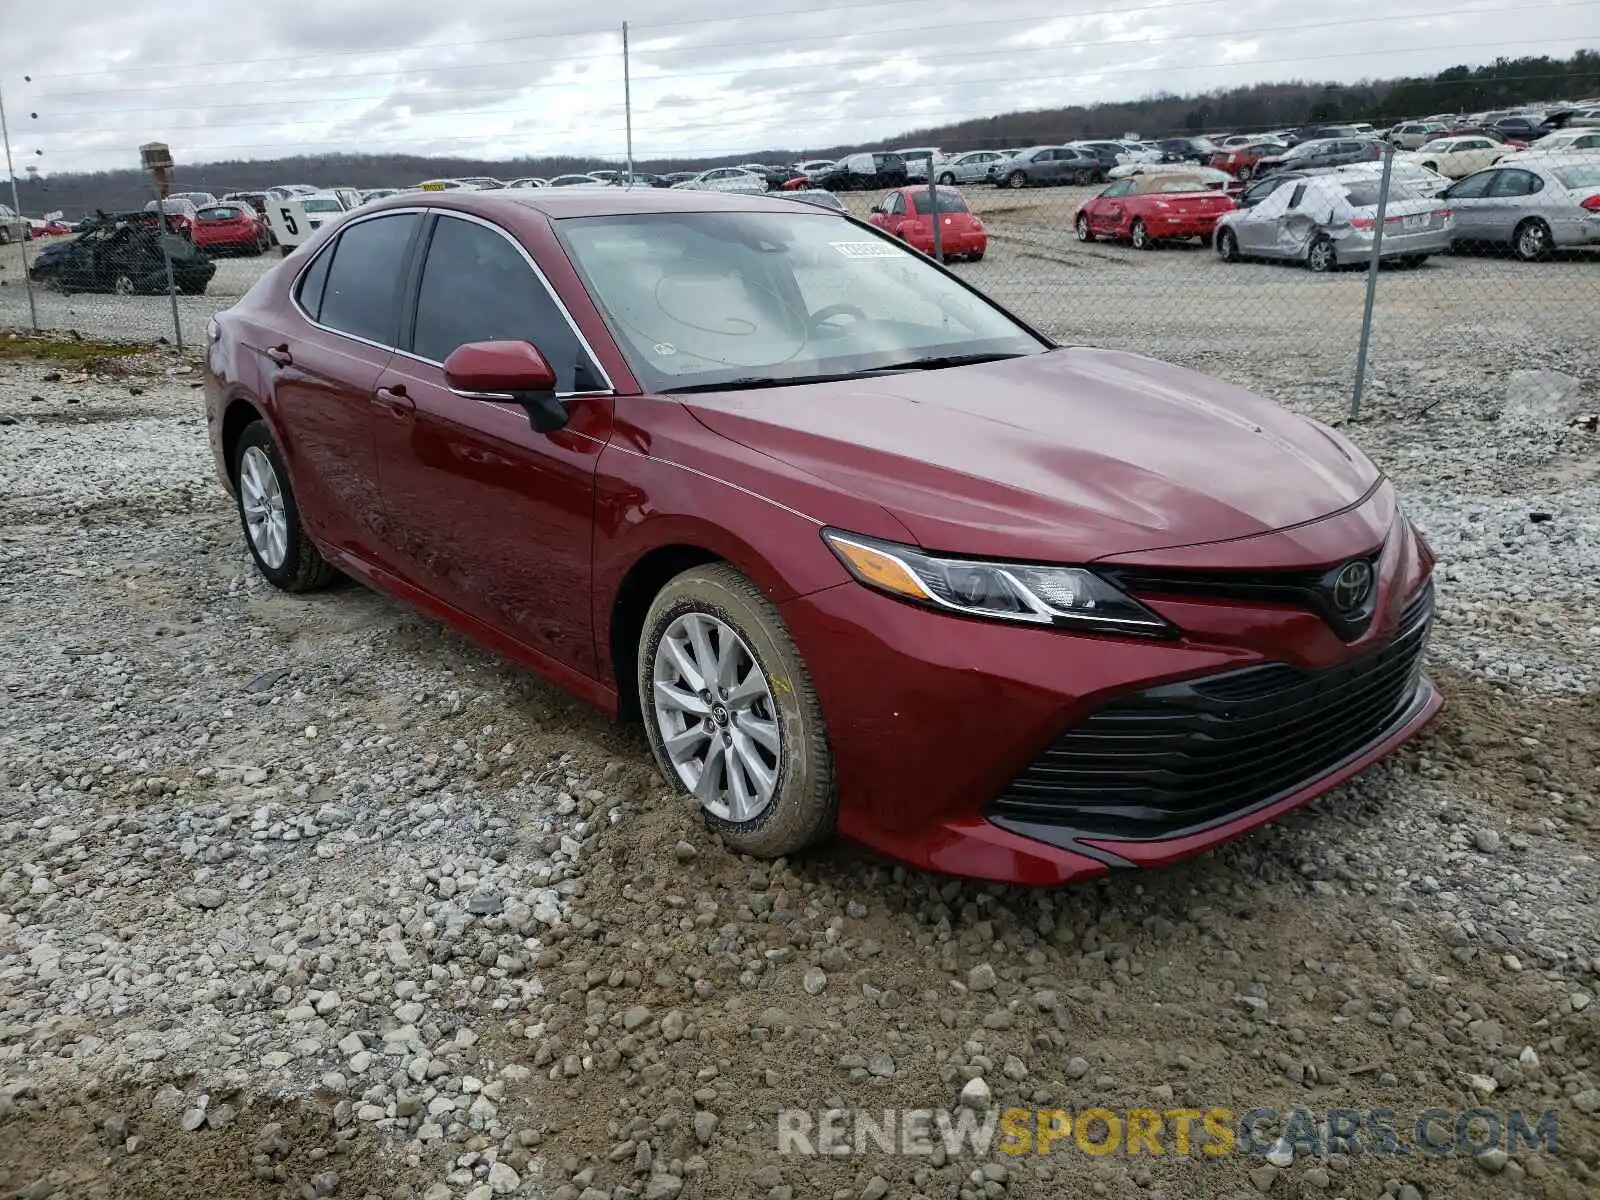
(3, 0, 1597, 174)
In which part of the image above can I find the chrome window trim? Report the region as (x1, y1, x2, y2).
(288, 205, 616, 396)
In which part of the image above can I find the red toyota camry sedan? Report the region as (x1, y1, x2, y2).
(203, 188, 1440, 886)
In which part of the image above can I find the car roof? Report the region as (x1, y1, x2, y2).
(361, 186, 847, 222)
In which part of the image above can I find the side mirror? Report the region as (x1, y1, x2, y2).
(443, 340, 568, 433)
(868, 205, 884, 214)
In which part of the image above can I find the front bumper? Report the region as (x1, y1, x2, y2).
(779, 504, 1439, 885)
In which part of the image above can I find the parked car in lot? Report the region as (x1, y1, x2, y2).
(36, 212, 215, 294)
(506, 177, 547, 189)
(1216, 175, 1454, 271)
(203, 187, 1440, 885)
(936, 150, 1011, 185)
(143, 197, 200, 238)
(193, 202, 273, 256)
(1502, 128, 1600, 158)
(1491, 115, 1561, 144)
(1387, 121, 1448, 149)
(866, 185, 986, 260)
(816, 152, 910, 191)
(547, 174, 607, 188)
(895, 147, 945, 181)
(170, 191, 219, 209)
(1156, 137, 1218, 163)
(0, 203, 30, 244)
(992, 145, 1104, 187)
(778, 188, 846, 211)
(674, 167, 769, 195)
(1256, 137, 1384, 177)
(1402, 135, 1509, 178)
(1442, 160, 1600, 259)
(793, 160, 836, 182)
(1208, 140, 1288, 179)
(1075, 173, 1236, 248)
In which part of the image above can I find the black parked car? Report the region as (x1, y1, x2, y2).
(1490, 114, 1562, 143)
(815, 152, 911, 191)
(1255, 137, 1383, 177)
(1157, 137, 1217, 163)
(1283, 124, 1363, 147)
(30, 212, 215, 295)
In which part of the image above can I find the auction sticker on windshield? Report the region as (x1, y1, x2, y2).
(830, 241, 900, 259)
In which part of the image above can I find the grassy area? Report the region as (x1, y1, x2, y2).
(0, 333, 147, 364)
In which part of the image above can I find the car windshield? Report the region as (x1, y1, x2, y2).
(1341, 180, 1424, 206)
(910, 191, 970, 214)
(301, 198, 344, 213)
(555, 211, 1044, 392)
(1554, 164, 1600, 188)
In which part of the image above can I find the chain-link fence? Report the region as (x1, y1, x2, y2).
(3, 104, 1598, 425)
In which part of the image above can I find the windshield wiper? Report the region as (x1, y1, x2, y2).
(661, 370, 900, 395)
(871, 351, 1029, 371)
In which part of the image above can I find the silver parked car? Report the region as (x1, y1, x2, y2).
(1215, 174, 1454, 271)
(1441, 159, 1600, 260)
(0, 203, 27, 245)
(1388, 121, 1447, 150)
(936, 150, 1011, 185)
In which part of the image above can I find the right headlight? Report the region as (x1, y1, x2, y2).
(822, 529, 1172, 637)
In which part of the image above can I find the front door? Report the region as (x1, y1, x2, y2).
(1442, 171, 1496, 245)
(371, 211, 614, 677)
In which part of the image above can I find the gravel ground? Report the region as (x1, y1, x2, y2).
(1, 199, 1598, 1200)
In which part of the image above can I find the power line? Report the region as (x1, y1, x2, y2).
(39, 42, 1600, 163)
(32, 3, 1600, 109)
(23, 0, 1261, 81)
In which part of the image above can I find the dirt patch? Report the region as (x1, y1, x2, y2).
(0, 332, 146, 365)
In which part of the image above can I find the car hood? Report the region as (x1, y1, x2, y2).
(682, 348, 1381, 563)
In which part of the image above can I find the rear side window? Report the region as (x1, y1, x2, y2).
(296, 245, 334, 321)
(409, 215, 600, 391)
(315, 213, 421, 345)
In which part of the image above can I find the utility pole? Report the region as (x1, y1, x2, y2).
(622, 22, 634, 184)
(0, 81, 39, 330)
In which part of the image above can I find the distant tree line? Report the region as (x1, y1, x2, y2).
(9, 50, 1596, 218)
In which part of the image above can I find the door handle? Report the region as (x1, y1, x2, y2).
(266, 345, 293, 367)
(373, 385, 415, 415)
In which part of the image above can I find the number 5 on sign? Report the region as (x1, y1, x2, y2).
(267, 202, 306, 256)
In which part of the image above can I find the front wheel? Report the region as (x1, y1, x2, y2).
(639, 564, 835, 858)
(1217, 228, 1240, 262)
(233, 421, 338, 592)
(112, 274, 136, 296)
(967, 250, 984, 262)
(937, 172, 956, 185)
(1130, 219, 1153, 250)
(1238, 164, 1254, 180)
(1006, 171, 1026, 189)
(1075, 213, 1095, 242)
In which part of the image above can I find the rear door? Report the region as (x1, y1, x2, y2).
(269, 210, 423, 560)
(1482, 167, 1544, 243)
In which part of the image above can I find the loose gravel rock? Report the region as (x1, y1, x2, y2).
(1, 330, 1597, 1199)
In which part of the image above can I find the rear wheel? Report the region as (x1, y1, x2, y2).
(233, 421, 337, 592)
(0, 227, 9, 246)
(112, 274, 136, 296)
(1238, 164, 1254, 180)
(967, 250, 984, 262)
(1514, 218, 1552, 262)
(1075, 213, 1095, 242)
(937, 171, 956, 185)
(1130, 219, 1153, 250)
(639, 564, 835, 859)
(1217, 228, 1240, 262)
(1307, 237, 1337, 273)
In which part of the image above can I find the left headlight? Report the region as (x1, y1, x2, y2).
(821, 529, 1172, 637)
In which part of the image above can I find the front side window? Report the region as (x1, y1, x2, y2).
(555, 211, 1043, 393)
(410, 215, 598, 391)
(315, 213, 421, 345)
(1445, 171, 1495, 199)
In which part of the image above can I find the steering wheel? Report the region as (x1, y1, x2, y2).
(808, 303, 867, 334)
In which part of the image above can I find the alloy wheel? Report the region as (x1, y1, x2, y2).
(113, 274, 136, 296)
(1218, 229, 1239, 261)
(1516, 222, 1549, 261)
(1007, 172, 1026, 189)
(1131, 220, 1150, 249)
(1308, 240, 1336, 272)
(651, 612, 781, 823)
(239, 444, 289, 570)
(1075, 214, 1092, 241)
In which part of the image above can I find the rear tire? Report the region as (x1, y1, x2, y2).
(1307, 237, 1337, 273)
(1514, 218, 1552, 262)
(638, 563, 836, 859)
(967, 251, 984, 262)
(937, 172, 956, 185)
(233, 421, 338, 593)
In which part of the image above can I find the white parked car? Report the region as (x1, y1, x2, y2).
(266, 191, 350, 255)
(506, 177, 547, 189)
(896, 147, 945, 180)
(1501, 128, 1600, 158)
(546, 174, 608, 188)
(1568, 107, 1600, 128)
(793, 160, 836, 181)
(1216, 174, 1454, 271)
(935, 150, 1012, 185)
(675, 167, 768, 195)
(1401, 136, 1509, 178)
(1387, 121, 1448, 150)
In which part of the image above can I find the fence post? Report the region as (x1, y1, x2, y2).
(923, 152, 942, 262)
(1350, 143, 1395, 420)
(147, 178, 183, 350)
(0, 81, 39, 332)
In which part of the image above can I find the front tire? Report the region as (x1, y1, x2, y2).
(1217, 228, 1240, 262)
(233, 421, 337, 592)
(1005, 171, 1026, 189)
(937, 172, 956, 185)
(639, 564, 835, 859)
(1130, 219, 1153, 250)
(1075, 213, 1095, 242)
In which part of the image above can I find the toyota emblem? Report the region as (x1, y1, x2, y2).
(1330, 560, 1374, 613)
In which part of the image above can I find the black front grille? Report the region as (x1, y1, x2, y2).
(989, 582, 1434, 840)
(1100, 548, 1384, 641)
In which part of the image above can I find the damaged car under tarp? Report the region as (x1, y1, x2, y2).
(29, 211, 217, 295)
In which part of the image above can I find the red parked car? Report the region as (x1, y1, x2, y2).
(1208, 140, 1288, 179)
(1075, 174, 1237, 249)
(203, 189, 1440, 886)
(867, 186, 986, 260)
(144, 197, 199, 239)
(193, 203, 273, 256)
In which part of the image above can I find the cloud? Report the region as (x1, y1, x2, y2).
(2, 0, 1593, 172)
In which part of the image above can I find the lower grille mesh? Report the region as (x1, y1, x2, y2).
(989, 582, 1434, 839)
